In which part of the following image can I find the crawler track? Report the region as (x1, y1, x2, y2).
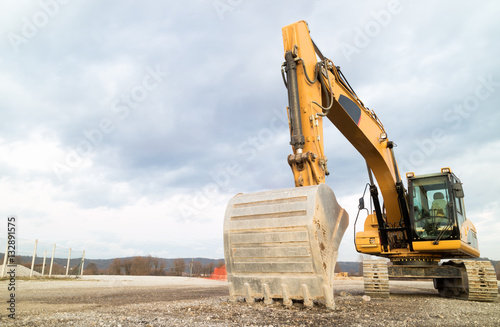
(464, 261, 498, 302)
(433, 260, 498, 302)
(364, 259, 498, 302)
(363, 260, 389, 298)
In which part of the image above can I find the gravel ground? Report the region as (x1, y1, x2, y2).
(1, 275, 499, 326)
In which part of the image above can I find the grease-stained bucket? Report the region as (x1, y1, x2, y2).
(223, 184, 348, 309)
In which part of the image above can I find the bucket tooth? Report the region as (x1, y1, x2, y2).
(282, 284, 292, 307)
(224, 184, 349, 308)
(302, 284, 313, 307)
(323, 283, 334, 310)
(263, 283, 274, 305)
(244, 283, 255, 304)
(228, 282, 237, 303)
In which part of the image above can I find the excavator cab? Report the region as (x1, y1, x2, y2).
(400, 167, 479, 258)
(356, 167, 479, 258)
(408, 169, 463, 242)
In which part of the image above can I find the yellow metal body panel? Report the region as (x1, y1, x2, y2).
(412, 240, 479, 258)
(412, 240, 461, 252)
(355, 230, 382, 254)
(363, 214, 379, 231)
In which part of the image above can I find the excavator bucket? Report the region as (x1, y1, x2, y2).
(223, 183, 349, 309)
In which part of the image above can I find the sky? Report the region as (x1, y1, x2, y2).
(0, 0, 499, 262)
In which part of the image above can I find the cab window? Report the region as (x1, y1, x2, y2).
(411, 176, 455, 240)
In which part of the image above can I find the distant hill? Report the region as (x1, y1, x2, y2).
(84, 257, 225, 271)
(80, 258, 361, 274)
(3, 253, 498, 277)
(5, 254, 226, 274)
(10, 254, 86, 270)
(336, 261, 362, 275)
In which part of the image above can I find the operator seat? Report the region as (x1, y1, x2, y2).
(431, 192, 447, 216)
(430, 192, 450, 232)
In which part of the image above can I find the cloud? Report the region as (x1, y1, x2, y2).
(0, 1, 499, 262)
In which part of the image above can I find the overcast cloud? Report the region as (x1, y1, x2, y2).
(1, 0, 499, 261)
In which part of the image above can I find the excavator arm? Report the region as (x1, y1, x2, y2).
(282, 21, 411, 250)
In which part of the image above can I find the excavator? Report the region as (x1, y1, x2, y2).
(223, 20, 497, 309)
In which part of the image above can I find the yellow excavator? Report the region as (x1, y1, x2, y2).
(223, 20, 497, 309)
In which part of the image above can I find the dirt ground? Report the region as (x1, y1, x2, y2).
(1, 275, 499, 326)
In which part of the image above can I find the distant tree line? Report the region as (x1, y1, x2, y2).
(7, 253, 500, 280)
(188, 260, 224, 277)
(105, 256, 167, 276)
(82, 256, 224, 276)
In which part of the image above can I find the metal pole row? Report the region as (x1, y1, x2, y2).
(1, 238, 85, 278)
